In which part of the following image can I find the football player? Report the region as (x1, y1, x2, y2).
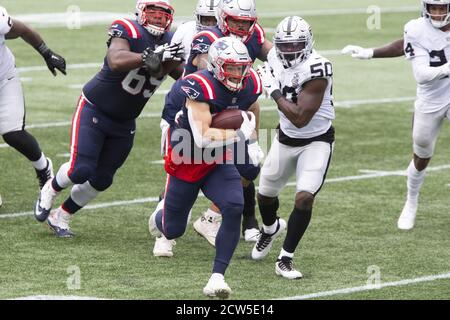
(149, 37, 262, 298)
(253, 16, 335, 279)
(0, 6, 66, 200)
(33, 0, 184, 237)
(166, 0, 270, 248)
(342, 0, 450, 230)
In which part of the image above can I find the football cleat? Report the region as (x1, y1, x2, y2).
(34, 178, 60, 222)
(149, 199, 164, 237)
(47, 207, 75, 238)
(242, 214, 260, 242)
(397, 199, 418, 230)
(203, 273, 232, 299)
(153, 235, 176, 257)
(193, 212, 221, 247)
(244, 228, 260, 242)
(275, 256, 303, 279)
(251, 218, 287, 260)
(36, 158, 54, 190)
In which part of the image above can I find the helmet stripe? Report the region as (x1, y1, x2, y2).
(286, 16, 293, 36)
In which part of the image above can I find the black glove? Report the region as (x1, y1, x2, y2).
(141, 45, 164, 74)
(37, 43, 67, 76)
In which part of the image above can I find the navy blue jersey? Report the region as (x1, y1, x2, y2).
(163, 68, 262, 182)
(183, 24, 266, 76)
(82, 18, 173, 121)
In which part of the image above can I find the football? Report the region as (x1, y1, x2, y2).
(211, 109, 249, 130)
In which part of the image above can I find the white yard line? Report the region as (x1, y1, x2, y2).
(2, 164, 450, 219)
(15, 7, 419, 28)
(276, 272, 450, 300)
(17, 63, 102, 73)
(11, 295, 106, 300)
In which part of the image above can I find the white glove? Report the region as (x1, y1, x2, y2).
(238, 111, 256, 141)
(257, 62, 280, 97)
(341, 45, 374, 60)
(160, 119, 170, 155)
(162, 42, 185, 62)
(248, 141, 265, 165)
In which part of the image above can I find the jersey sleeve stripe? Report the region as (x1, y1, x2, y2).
(115, 18, 140, 39)
(186, 74, 216, 99)
(194, 30, 219, 43)
(255, 23, 265, 45)
(249, 68, 262, 95)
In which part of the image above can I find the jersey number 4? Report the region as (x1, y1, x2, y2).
(122, 67, 165, 98)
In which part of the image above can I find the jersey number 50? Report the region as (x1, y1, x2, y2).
(122, 67, 165, 98)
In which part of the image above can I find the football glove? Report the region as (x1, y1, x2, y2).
(163, 42, 185, 62)
(257, 62, 280, 97)
(248, 141, 265, 166)
(341, 45, 374, 60)
(237, 111, 256, 141)
(37, 43, 67, 76)
(142, 45, 164, 74)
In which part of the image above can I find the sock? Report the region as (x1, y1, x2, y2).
(61, 197, 82, 214)
(55, 162, 73, 189)
(213, 206, 241, 275)
(258, 195, 279, 227)
(406, 160, 426, 203)
(242, 182, 256, 218)
(263, 220, 278, 234)
(32, 153, 48, 171)
(278, 248, 294, 260)
(283, 207, 312, 253)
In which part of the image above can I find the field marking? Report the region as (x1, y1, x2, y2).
(11, 295, 106, 300)
(276, 272, 450, 300)
(18, 63, 102, 73)
(2, 164, 450, 220)
(16, 7, 420, 28)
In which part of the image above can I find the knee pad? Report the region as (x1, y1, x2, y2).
(89, 174, 114, 192)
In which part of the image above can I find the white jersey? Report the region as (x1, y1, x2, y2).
(268, 48, 334, 139)
(171, 20, 198, 62)
(0, 7, 15, 81)
(404, 17, 450, 113)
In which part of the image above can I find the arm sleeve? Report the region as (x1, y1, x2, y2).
(0, 7, 13, 35)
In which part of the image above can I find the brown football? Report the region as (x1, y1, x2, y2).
(211, 109, 249, 130)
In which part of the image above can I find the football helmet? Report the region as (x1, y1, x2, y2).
(216, 0, 257, 42)
(135, 0, 174, 36)
(195, 0, 219, 31)
(422, 0, 450, 28)
(273, 16, 314, 68)
(208, 37, 252, 91)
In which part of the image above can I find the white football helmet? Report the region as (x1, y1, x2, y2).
(135, 0, 174, 36)
(422, 0, 450, 28)
(216, 0, 258, 42)
(208, 37, 252, 91)
(273, 16, 314, 68)
(195, 0, 219, 31)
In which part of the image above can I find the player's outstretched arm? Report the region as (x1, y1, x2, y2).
(6, 19, 66, 76)
(107, 37, 145, 72)
(342, 38, 404, 59)
(247, 101, 260, 137)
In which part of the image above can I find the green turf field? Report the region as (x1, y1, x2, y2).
(0, 0, 449, 300)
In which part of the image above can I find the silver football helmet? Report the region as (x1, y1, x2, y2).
(273, 16, 314, 68)
(216, 0, 258, 42)
(422, 0, 450, 28)
(208, 37, 252, 91)
(135, 0, 174, 36)
(195, 0, 219, 31)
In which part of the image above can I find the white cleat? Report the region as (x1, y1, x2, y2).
(397, 200, 418, 230)
(149, 199, 164, 237)
(153, 235, 176, 257)
(193, 213, 221, 247)
(251, 218, 287, 260)
(203, 273, 232, 299)
(34, 178, 60, 222)
(47, 207, 75, 238)
(275, 256, 303, 280)
(244, 228, 260, 242)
